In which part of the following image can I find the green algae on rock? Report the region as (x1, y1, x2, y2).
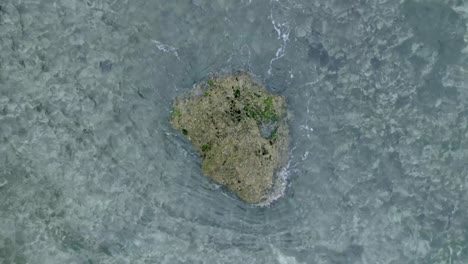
(170, 72, 289, 204)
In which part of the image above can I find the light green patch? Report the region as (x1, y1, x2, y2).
(207, 79, 215, 87)
(263, 97, 273, 108)
(172, 108, 182, 119)
(268, 127, 278, 142)
(201, 143, 212, 152)
(243, 100, 279, 123)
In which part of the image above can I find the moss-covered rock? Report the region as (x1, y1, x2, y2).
(170, 72, 289, 204)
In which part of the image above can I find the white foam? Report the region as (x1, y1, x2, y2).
(453, 3, 468, 53)
(271, 245, 303, 264)
(257, 159, 292, 207)
(150, 39, 181, 61)
(0, 179, 7, 188)
(268, 7, 291, 75)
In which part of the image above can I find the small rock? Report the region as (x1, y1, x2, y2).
(170, 72, 289, 204)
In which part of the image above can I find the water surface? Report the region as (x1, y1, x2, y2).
(1, 0, 468, 263)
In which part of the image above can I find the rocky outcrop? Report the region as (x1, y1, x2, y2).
(170, 72, 288, 204)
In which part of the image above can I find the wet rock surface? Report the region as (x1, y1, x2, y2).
(170, 72, 288, 204)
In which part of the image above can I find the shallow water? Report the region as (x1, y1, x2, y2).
(1, 0, 468, 263)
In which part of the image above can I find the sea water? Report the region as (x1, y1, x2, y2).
(1, 0, 467, 263)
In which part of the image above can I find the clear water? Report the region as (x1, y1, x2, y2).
(1, 0, 468, 263)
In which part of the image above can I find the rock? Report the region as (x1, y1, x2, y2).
(170, 72, 289, 204)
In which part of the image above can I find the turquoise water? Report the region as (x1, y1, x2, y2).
(1, 0, 468, 263)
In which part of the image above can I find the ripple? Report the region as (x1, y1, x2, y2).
(152, 139, 306, 244)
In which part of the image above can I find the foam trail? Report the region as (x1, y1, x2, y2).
(268, 6, 291, 75)
(258, 159, 292, 207)
(150, 39, 181, 61)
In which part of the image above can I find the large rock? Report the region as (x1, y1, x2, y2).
(170, 72, 289, 204)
